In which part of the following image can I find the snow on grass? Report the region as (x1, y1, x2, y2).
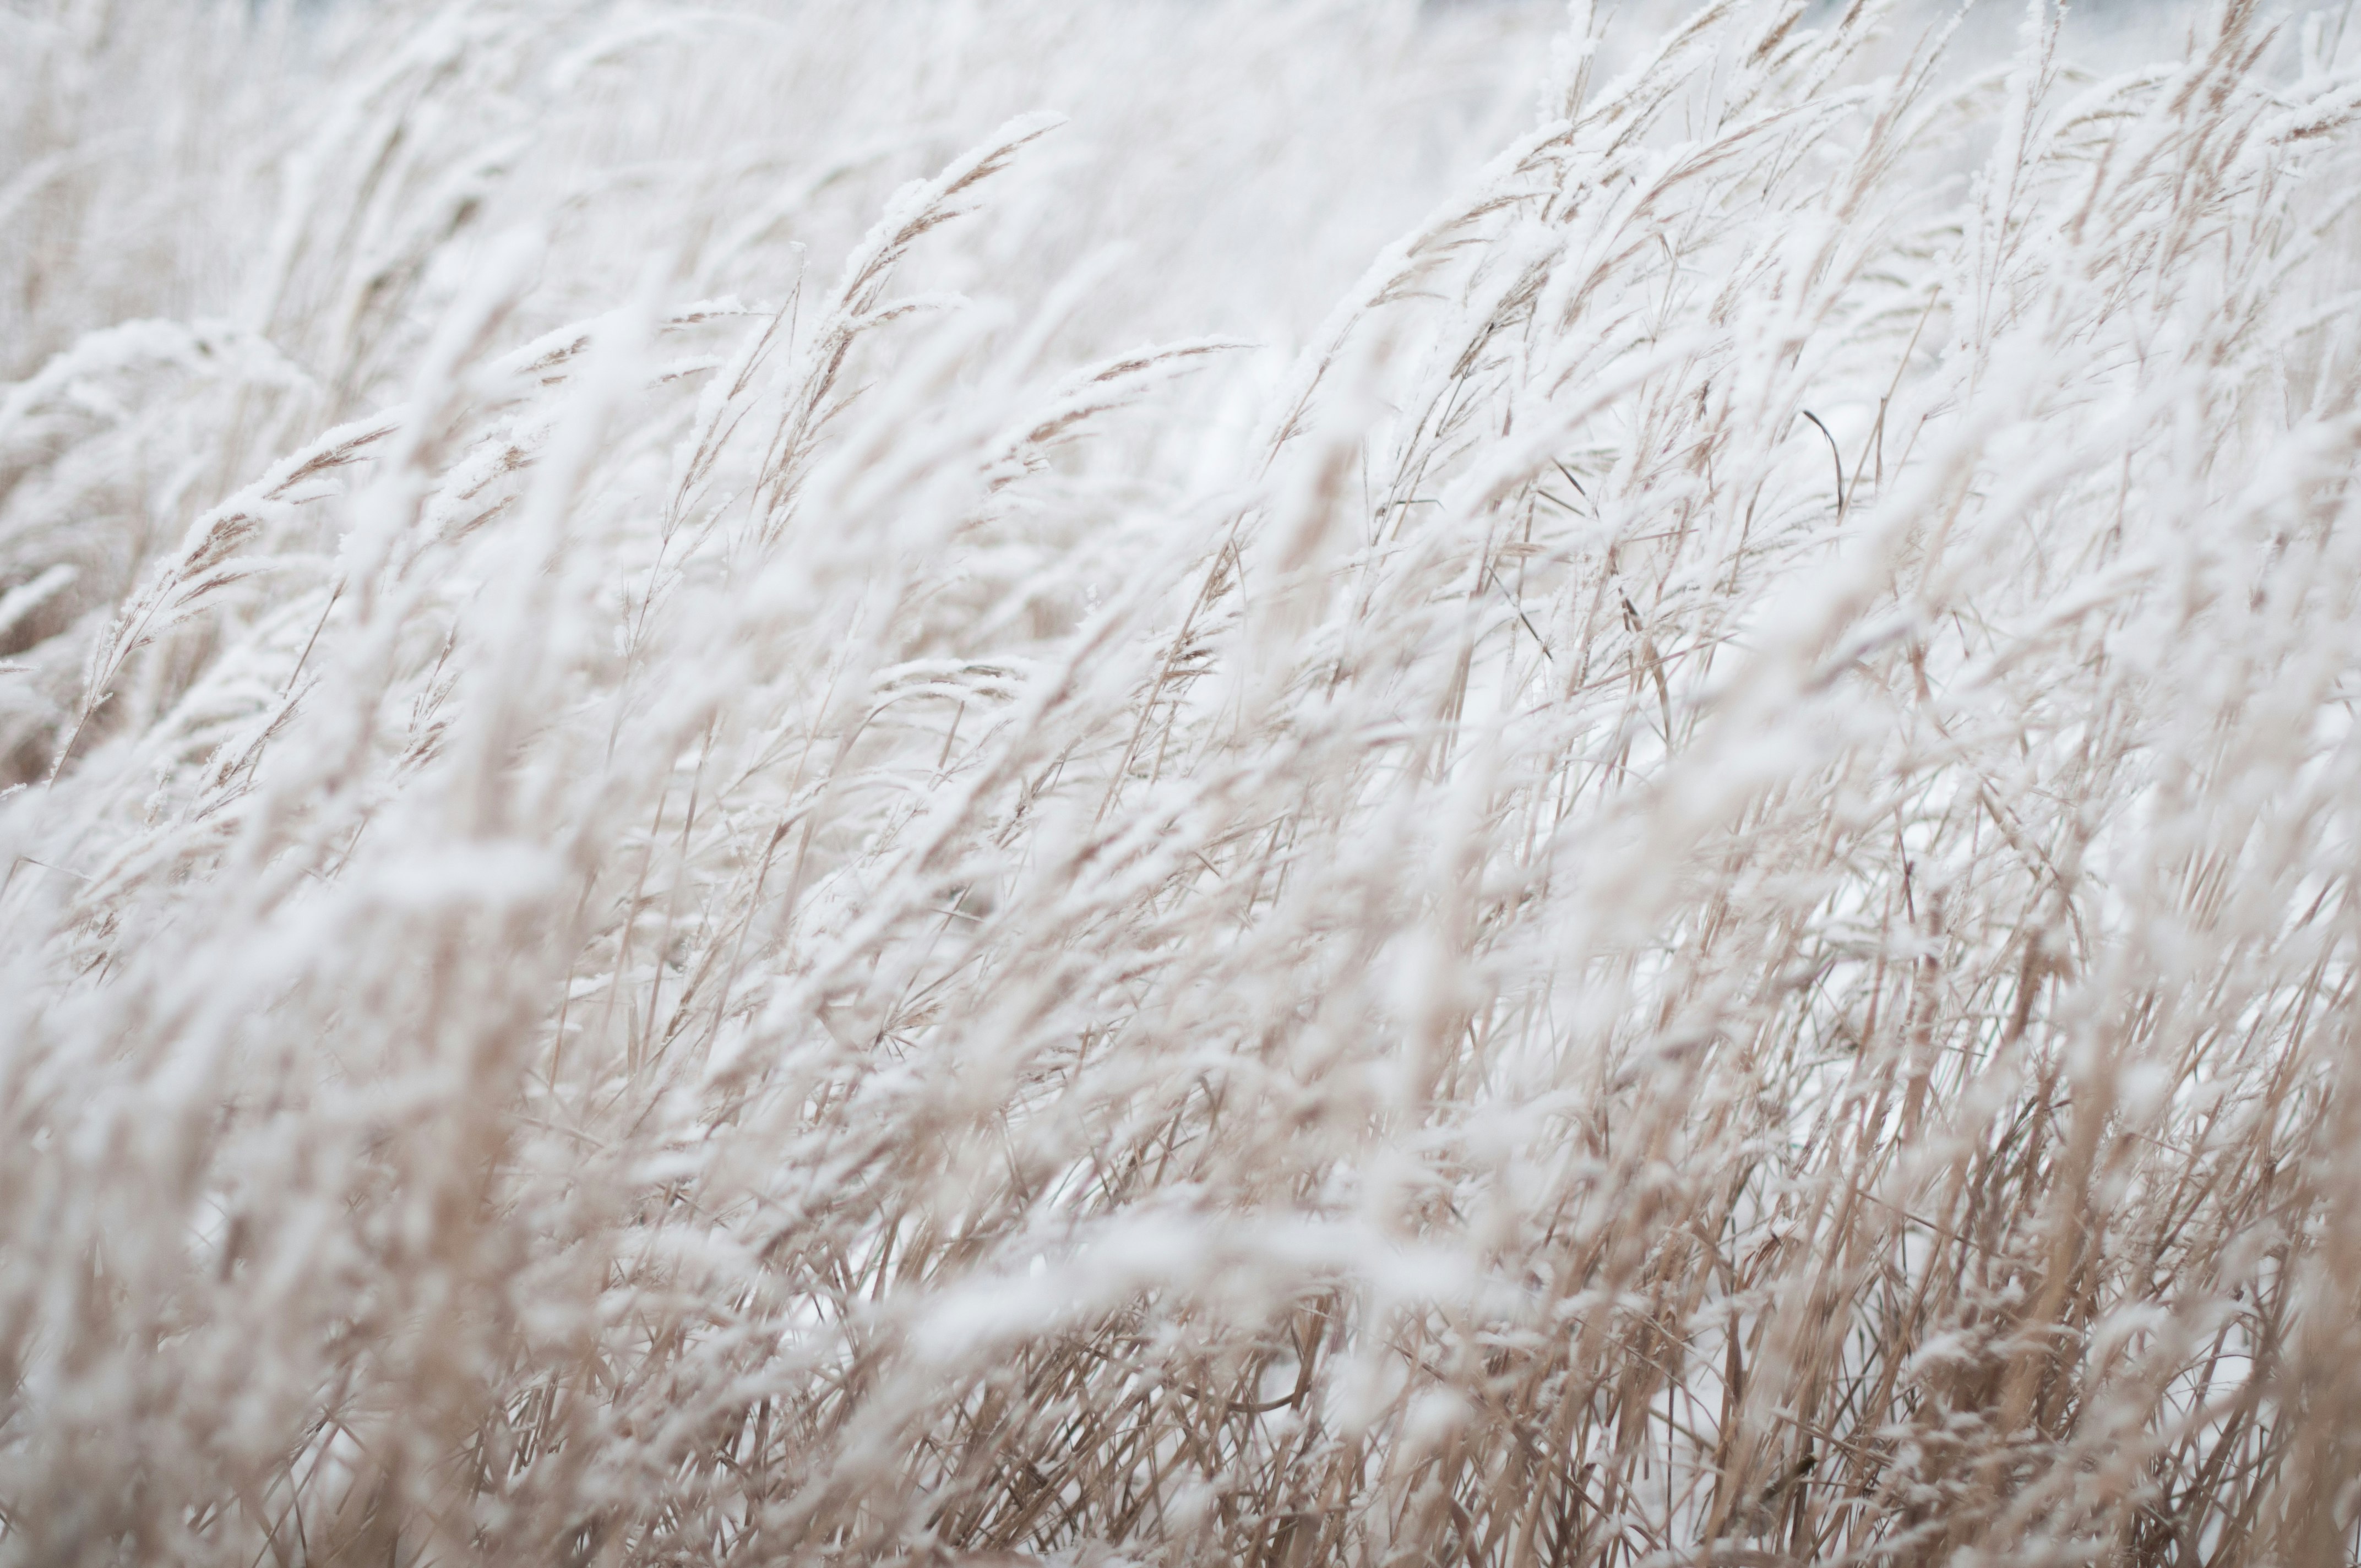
(5, 0, 2361, 1561)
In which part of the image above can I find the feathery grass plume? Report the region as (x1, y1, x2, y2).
(4, 0, 2361, 1562)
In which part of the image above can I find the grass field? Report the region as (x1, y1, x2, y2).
(7, 0, 2361, 1562)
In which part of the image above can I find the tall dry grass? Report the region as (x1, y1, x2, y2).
(6, 0, 2361, 1562)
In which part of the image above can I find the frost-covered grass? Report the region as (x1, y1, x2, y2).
(7, 0, 2361, 1561)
